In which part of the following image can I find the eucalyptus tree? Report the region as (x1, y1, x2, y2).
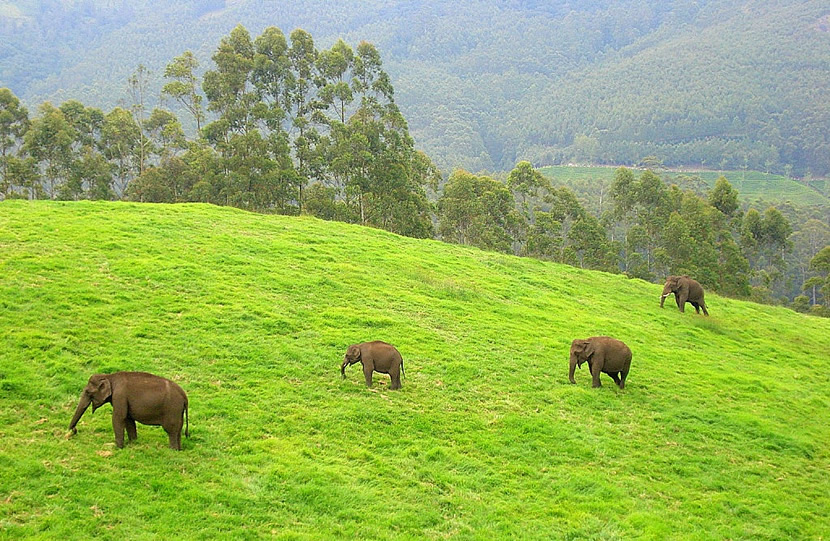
(507, 160, 550, 224)
(23, 103, 76, 198)
(162, 51, 205, 133)
(611, 167, 671, 280)
(0, 88, 31, 196)
(100, 107, 141, 198)
(806, 246, 830, 312)
(317, 39, 355, 125)
(203, 25, 292, 211)
(53, 100, 113, 200)
(438, 170, 520, 253)
(127, 64, 152, 176)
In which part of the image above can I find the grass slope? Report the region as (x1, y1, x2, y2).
(539, 165, 830, 208)
(1, 201, 829, 539)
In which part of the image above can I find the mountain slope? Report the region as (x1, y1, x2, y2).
(2, 0, 828, 175)
(1, 200, 829, 538)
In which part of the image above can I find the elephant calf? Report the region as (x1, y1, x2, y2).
(660, 275, 709, 315)
(68, 371, 189, 450)
(341, 341, 405, 390)
(569, 336, 632, 389)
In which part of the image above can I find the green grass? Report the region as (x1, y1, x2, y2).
(539, 165, 830, 208)
(1, 200, 829, 539)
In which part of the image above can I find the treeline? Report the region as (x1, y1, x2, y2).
(437, 164, 829, 316)
(1, 24, 828, 316)
(1, 24, 437, 238)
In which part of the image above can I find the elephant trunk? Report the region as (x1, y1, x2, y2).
(68, 392, 91, 434)
(341, 358, 349, 379)
(568, 354, 578, 384)
(660, 289, 671, 307)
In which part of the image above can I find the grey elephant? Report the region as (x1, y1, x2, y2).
(341, 341, 405, 390)
(68, 371, 189, 450)
(569, 336, 632, 389)
(660, 275, 709, 315)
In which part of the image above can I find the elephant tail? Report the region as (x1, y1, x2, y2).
(401, 357, 405, 380)
(184, 400, 190, 439)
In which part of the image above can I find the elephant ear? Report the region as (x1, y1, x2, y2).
(583, 340, 597, 359)
(347, 345, 361, 360)
(91, 377, 112, 406)
(573, 339, 593, 356)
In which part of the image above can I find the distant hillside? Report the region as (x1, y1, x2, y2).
(1, 200, 829, 538)
(540, 165, 830, 209)
(1, 0, 829, 174)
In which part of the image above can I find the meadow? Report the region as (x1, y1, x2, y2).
(1, 200, 829, 539)
(539, 165, 830, 208)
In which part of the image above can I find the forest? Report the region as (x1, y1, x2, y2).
(1, 23, 829, 316)
(2, 0, 829, 176)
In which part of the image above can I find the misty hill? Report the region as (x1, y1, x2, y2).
(1, 0, 829, 176)
(1, 200, 829, 537)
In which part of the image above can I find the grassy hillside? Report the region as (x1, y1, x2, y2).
(1, 200, 829, 539)
(539, 165, 830, 209)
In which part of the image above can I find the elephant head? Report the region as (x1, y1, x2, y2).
(662, 275, 680, 295)
(569, 339, 595, 384)
(660, 275, 680, 306)
(68, 375, 112, 434)
(341, 345, 362, 378)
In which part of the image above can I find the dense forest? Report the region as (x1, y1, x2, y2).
(2, 0, 829, 176)
(1, 22, 829, 317)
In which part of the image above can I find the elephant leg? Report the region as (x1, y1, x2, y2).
(125, 417, 138, 441)
(164, 419, 183, 451)
(591, 363, 602, 388)
(608, 372, 621, 386)
(363, 365, 374, 388)
(619, 370, 629, 390)
(701, 302, 709, 316)
(389, 365, 401, 390)
(112, 416, 126, 448)
(678, 296, 687, 312)
(691, 301, 701, 313)
(164, 427, 181, 451)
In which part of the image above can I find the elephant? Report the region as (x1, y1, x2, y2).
(569, 336, 632, 389)
(68, 371, 189, 450)
(341, 341, 405, 390)
(660, 275, 709, 315)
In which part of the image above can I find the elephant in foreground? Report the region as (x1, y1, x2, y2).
(569, 336, 632, 389)
(660, 275, 709, 315)
(341, 341, 405, 390)
(68, 371, 189, 450)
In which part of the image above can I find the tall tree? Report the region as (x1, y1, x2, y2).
(507, 160, 550, 223)
(790, 220, 830, 304)
(317, 39, 355, 125)
(611, 168, 671, 280)
(127, 64, 152, 176)
(438, 170, 521, 253)
(162, 51, 205, 133)
(806, 246, 830, 314)
(101, 107, 141, 198)
(0, 88, 30, 196)
(23, 103, 76, 198)
(708, 175, 739, 216)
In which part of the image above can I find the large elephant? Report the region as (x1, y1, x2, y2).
(341, 341, 405, 390)
(569, 336, 632, 389)
(660, 275, 709, 315)
(68, 371, 189, 450)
